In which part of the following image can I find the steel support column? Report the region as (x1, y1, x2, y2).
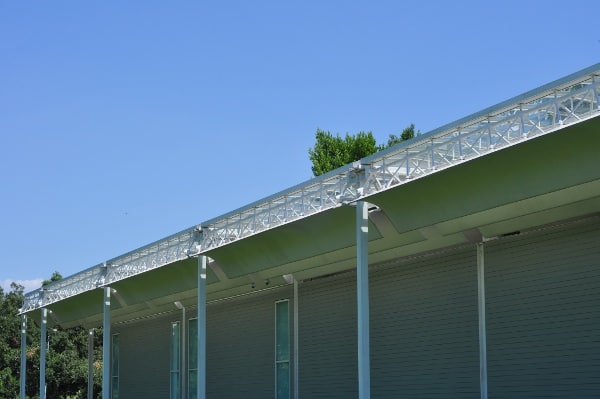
(477, 243, 488, 399)
(197, 255, 207, 399)
(102, 287, 111, 399)
(40, 308, 47, 399)
(20, 314, 27, 399)
(88, 329, 94, 399)
(356, 201, 370, 399)
(181, 305, 187, 399)
(293, 277, 299, 399)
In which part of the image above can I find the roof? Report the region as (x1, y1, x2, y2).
(21, 63, 600, 327)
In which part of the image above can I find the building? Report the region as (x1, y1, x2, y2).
(19, 64, 600, 399)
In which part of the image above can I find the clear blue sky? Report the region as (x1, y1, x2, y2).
(1, 1, 598, 292)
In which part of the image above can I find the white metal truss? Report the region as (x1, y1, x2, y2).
(21, 66, 600, 314)
(21, 230, 199, 313)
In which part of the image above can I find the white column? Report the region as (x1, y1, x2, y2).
(88, 329, 94, 399)
(197, 255, 207, 399)
(20, 314, 27, 399)
(293, 278, 299, 399)
(356, 201, 370, 399)
(40, 308, 47, 399)
(181, 305, 187, 399)
(477, 243, 488, 399)
(102, 287, 111, 399)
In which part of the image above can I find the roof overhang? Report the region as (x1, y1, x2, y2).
(34, 114, 600, 328)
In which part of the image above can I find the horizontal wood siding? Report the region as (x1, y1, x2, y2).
(486, 219, 600, 398)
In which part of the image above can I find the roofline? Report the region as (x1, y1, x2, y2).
(204, 63, 600, 223)
(21, 63, 600, 313)
(363, 62, 600, 162)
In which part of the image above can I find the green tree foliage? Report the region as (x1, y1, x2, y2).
(0, 283, 23, 399)
(308, 129, 378, 176)
(308, 124, 420, 176)
(0, 277, 102, 399)
(382, 123, 418, 149)
(42, 271, 63, 287)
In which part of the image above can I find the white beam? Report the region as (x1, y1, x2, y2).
(208, 260, 229, 281)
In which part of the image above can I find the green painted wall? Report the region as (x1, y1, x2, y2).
(110, 216, 600, 399)
(113, 312, 173, 399)
(485, 218, 600, 398)
(206, 286, 295, 399)
(298, 247, 479, 398)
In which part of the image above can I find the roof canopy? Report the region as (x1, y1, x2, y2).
(23, 64, 600, 328)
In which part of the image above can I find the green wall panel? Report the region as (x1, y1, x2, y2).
(485, 218, 600, 398)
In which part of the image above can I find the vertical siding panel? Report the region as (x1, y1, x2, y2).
(486, 219, 600, 398)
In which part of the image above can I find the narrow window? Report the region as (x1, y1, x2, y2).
(170, 322, 181, 399)
(275, 300, 290, 399)
(188, 318, 198, 399)
(111, 334, 120, 399)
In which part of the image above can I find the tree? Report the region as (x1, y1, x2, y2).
(308, 125, 419, 176)
(0, 276, 102, 399)
(0, 283, 23, 399)
(308, 129, 378, 176)
(381, 123, 418, 149)
(45, 325, 102, 399)
(42, 271, 63, 287)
